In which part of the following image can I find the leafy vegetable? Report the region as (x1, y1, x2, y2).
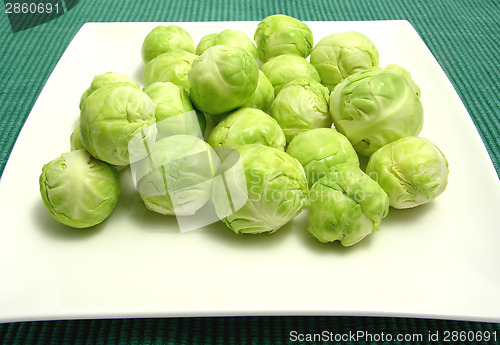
(79, 72, 139, 110)
(80, 83, 157, 166)
(39, 150, 120, 228)
(196, 29, 257, 58)
(270, 78, 331, 144)
(330, 67, 424, 156)
(241, 70, 275, 113)
(135, 135, 219, 216)
(366, 136, 448, 209)
(254, 14, 313, 63)
(286, 128, 359, 187)
(144, 82, 206, 138)
(308, 164, 389, 246)
(310, 31, 379, 91)
(70, 122, 85, 151)
(261, 55, 321, 95)
(141, 25, 196, 64)
(142, 50, 198, 91)
(208, 108, 286, 150)
(217, 144, 308, 234)
(188, 45, 259, 115)
(384, 64, 421, 97)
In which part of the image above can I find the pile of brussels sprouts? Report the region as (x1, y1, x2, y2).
(39, 14, 449, 247)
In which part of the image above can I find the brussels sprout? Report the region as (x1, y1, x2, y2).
(384, 64, 421, 97)
(80, 83, 157, 166)
(261, 55, 321, 95)
(270, 78, 331, 144)
(142, 50, 198, 91)
(286, 128, 359, 187)
(366, 136, 448, 209)
(241, 71, 275, 113)
(195, 33, 216, 56)
(144, 82, 206, 138)
(188, 45, 259, 115)
(141, 25, 196, 64)
(70, 122, 85, 151)
(196, 29, 257, 59)
(310, 31, 379, 91)
(217, 144, 308, 234)
(254, 14, 313, 63)
(330, 68, 424, 157)
(70, 122, 129, 172)
(79, 72, 139, 110)
(39, 150, 120, 228)
(208, 108, 286, 150)
(308, 164, 389, 246)
(134, 135, 219, 216)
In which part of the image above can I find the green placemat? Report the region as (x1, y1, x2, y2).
(1, 317, 500, 344)
(1, 0, 499, 344)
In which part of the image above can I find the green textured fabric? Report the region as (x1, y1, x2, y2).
(0, 0, 499, 343)
(1, 317, 500, 344)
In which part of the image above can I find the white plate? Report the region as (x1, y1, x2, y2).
(1, 21, 499, 324)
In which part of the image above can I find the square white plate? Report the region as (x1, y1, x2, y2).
(1, 21, 499, 324)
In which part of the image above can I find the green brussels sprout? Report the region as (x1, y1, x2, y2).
(261, 55, 321, 95)
(39, 150, 120, 228)
(217, 144, 308, 234)
(79, 72, 140, 110)
(70, 122, 85, 151)
(195, 33, 216, 56)
(80, 83, 157, 166)
(254, 14, 313, 63)
(141, 25, 196, 64)
(308, 164, 389, 246)
(270, 78, 331, 144)
(144, 82, 206, 138)
(286, 128, 359, 187)
(134, 135, 219, 216)
(330, 68, 424, 157)
(310, 31, 379, 91)
(188, 45, 259, 115)
(207, 108, 286, 150)
(241, 70, 275, 113)
(384, 64, 421, 97)
(70, 122, 128, 172)
(196, 29, 257, 59)
(366, 136, 449, 209)
(142, 50, 198, 91)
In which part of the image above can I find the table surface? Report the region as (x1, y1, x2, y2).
(0, 0, 499, 344)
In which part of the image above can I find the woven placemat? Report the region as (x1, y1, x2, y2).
(1, 317, 500, 344)
(0, 0, 498, 344)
